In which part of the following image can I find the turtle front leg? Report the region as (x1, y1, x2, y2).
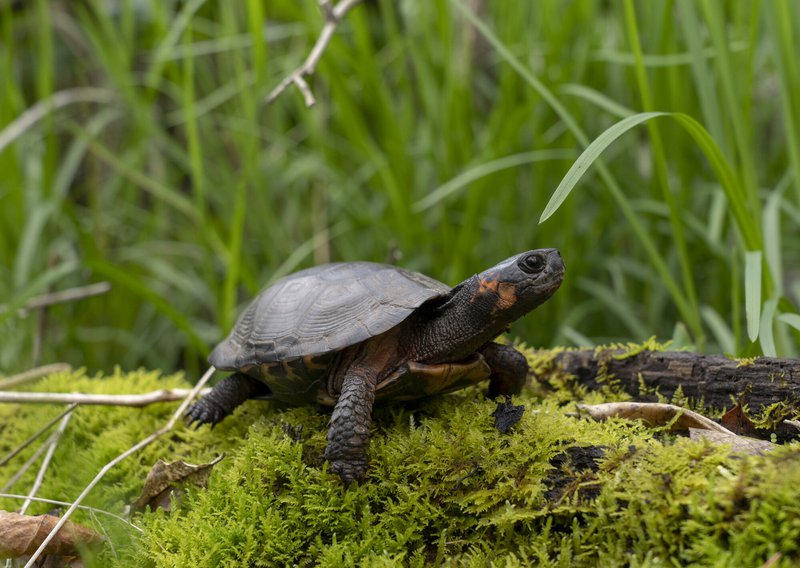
(185, 372, 271, 427)
(480, 342, 529, 398)
(324, 365, 377, 482)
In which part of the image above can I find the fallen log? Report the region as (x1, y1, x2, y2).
(543, 349, 800, 411)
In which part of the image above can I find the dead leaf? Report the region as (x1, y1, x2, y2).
(0, 510, 103, 559)
(689, 428, 776, 456)
(720, 402, 759, 437)
(131, 454, 224, 513)
(576, 402, 732, 434)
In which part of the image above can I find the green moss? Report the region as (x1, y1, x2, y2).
(2, 347, 800, 566)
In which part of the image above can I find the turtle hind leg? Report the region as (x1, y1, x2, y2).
(185, 372, 271, 427)
(480, 342, 529, 398)
(324, 365, 377, 482)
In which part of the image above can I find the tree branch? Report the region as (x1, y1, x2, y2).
(265, 0, 363, 107)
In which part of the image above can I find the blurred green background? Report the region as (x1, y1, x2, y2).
(1, 0, 799, 378)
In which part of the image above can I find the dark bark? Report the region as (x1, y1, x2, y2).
(544, 349, 800, 410)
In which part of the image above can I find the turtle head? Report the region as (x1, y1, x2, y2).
(470, 248, 565, 324)
(410, 249, 564, 362)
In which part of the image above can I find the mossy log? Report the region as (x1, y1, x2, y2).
(547, 349, 800, 409)
(3, 354, 800, 566)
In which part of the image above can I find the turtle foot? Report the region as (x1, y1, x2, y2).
(328, 457, 369, 483)
(183, 372, 271, 428)
(184, 399, 228, 428)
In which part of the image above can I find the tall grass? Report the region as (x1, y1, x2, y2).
(1, 0, 798, 375)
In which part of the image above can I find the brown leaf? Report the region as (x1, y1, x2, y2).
(719, 402, 759, 436)
(576, 402, 732, 434)
(689, 428, 776, 456)
(131, 454, 224, 513)
(0, 510, 103, 559)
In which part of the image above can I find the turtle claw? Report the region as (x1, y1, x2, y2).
(184, 399, 226, 428)
(328, 457, 368, 483)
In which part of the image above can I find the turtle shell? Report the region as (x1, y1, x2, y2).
(209, 262, 450, 371)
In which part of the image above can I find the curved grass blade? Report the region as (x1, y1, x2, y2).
(540, 112, 667, 223)
(777, 313, 800, 332)
(452, 0, 699, 339)
(558, 84, 635, 119)
(759, 298, 778, 357)
(539, 112, 762, 253)
(700, 305, 735, 354)
(745, 250, 762, 342)
(413, 149, 575, 212)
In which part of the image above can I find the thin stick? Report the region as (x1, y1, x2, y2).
(0, 493, 141, 532)
(0, 388, 211, 406)
(2, 432, 54, 493)
(0, 403, 78, 467)
(0, 363, 72, 390)
(264, 0, 363, 107)
(0, 282, 112, 317)
(19, 409, 75, 515)
(24, 366, 216, 567)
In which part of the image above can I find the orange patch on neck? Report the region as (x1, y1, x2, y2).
(477, 279, 500, 294)
(497, 282, 517, 308)
(474, 278, 517, 310)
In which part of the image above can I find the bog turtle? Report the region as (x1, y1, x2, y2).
(187, 249, 565, 481)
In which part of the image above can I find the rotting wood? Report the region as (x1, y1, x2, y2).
(542, 349, 800, 410)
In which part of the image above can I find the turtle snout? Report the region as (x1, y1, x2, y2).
(547, 249, 565, 276)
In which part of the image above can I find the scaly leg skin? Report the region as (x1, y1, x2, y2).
(480, 342, 529, 398)
(324, 366, 377, 482)
(185, 372, 271, 427)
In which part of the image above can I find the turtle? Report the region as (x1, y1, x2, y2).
(186, 248, 565, 482)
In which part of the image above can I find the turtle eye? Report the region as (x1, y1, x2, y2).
(518, 253, 546, 274)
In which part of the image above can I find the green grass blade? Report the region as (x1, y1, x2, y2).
(777, 313, 800, 332)
(145, 0, 207, 88)
(453, 0, 701, 340)
(87, 258, 207, 353)
(765, 0, 800, 205)
(541, 111, 762, 253)
(759, 299, 778, 357)
(68, 123, 199, 223)
(745, 250, 762, 342)
(763, 184, 785, 296)
(623, 0, 700, 335)
(558, 84, 635, 119)
(676, 0, 726, 152)
(700, 305, 736, 354)
(414, 150, 575, 212)
(540, 112, 667, 223)
(699, 0, 759, 215)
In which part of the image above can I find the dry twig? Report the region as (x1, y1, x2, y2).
(0, 282, 111, 317)
(2, 433, 56, 494)
(265, 0, 363, 107)
(0, 388, 211, 407)
(23, 366, 216, 567)
(0, 404, 77, 468)
(19, 409, 75, 515)
(0, 493, 139, 530)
